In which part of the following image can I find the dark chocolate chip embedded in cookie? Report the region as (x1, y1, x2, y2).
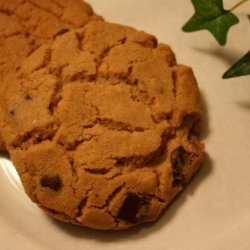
(40, 174, 63, 191)
(3, 21, 204, 230)
(171, 146, 191, 187)
(117, 193, 150, 223)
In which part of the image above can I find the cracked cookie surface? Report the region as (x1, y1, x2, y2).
(1, 21, 204, 230)
(0, 0, 103, 150)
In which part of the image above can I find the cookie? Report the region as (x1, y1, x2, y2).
(1, 21, 204, 230)
(0, 0, 103, 151)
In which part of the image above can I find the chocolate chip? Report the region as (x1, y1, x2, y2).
(171, 146, 189, 171)
(24, 94, 32, 100)
(53, 28, 69, 39)
(40, 174, 62, 191)
(10, 110, 15, 115)
(171, 146, 190, 187)
(117, 193, 144, 223)
(181, 115, 200, 138)
(165, 113, 172, 121)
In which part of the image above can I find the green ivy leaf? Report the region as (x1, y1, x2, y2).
(223, 51, 250, 78)
(182, 0, 239, 45)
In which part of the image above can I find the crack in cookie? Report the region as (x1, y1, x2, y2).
(2, 21, 204, 230)
(0, 0, 103, 151)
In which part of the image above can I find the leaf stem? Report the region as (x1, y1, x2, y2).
(230, 0, 249, 12)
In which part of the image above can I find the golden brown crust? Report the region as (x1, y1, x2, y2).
(2, 21, 204, 230)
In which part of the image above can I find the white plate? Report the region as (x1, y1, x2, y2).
(1, 1, 250, 249)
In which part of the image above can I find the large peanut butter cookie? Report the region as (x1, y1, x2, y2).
(1, 21, 204, 230)
(0, 0, 102, 150)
